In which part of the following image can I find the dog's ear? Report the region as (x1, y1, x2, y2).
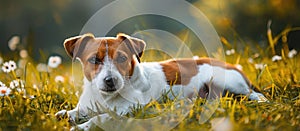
(64, 33, 94, 60)
(117, 33, 146, 62)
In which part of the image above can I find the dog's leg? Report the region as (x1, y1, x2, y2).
(205, 70, 268, 102)
(248, 90, 268, 102)
(221, 75, 268, 102)
(223, 80, 268, 102)
(70, 117, 95, 131)
(210, 82, 268, 102)
(55, 106, 90, 126)
(70, 113, 115, 131)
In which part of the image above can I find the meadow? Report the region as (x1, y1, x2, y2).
(0, 29, 299, 131)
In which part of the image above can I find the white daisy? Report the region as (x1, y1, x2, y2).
(48, 56, 62, 68)
(55, 75, 65, 83)
(19, 49, 28, 58)
(8, 36, 20, 51)
(230, 49, 235, 54)
(255, 63, 266, 70)
(225, 50, 230, 55)
(272, 55, 282, 62)
(248, 58, 254, 63)
(2, 62, 11, 73)
(2, 60, 17, 73)
(10, 80, 19, 89)
(0, 84, 11, 97)
(253, 53, 260, 58)
(0, 81, 6, 87)
(225, 49, 235, 55)
(36, 63, 49, 72)
(288, 49, 297, 58)
(10, 79, 25, 90)
(2, 60, 16, 73)
(8, 60, 17, 71)
(234, 64, 243, 71)
(32, 84, 38, 90)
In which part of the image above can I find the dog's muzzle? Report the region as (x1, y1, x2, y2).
(102, 75, 117, 92)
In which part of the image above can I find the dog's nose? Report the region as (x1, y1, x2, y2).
(104, 76, 117, 88)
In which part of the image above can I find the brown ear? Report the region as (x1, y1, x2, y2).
(63, 33, 94, 60)
(117, 33, 146, 62)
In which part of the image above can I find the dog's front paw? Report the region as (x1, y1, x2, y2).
(70, 125, 86, 131)
(55, 110, 77, 126)
(70, 120, 93, 131)
(55, 110, 68, 120)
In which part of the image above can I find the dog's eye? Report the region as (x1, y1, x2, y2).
(116, 55, 127, 63)
(88, 57, 102, 64)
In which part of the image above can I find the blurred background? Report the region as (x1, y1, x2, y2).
(1, 0, 300, 61)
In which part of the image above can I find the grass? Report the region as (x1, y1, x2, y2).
(0, 35, 300, 131)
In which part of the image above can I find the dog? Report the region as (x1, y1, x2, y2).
(55, 33, 267, 130)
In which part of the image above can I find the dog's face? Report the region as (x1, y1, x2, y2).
(63, 33, 145, 95)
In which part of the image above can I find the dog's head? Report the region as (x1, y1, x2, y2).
(64, 33, 145, 95)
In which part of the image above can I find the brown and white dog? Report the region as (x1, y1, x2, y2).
(56, 33, 267, 130)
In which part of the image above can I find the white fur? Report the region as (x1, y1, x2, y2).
(56, 58, 267, 130)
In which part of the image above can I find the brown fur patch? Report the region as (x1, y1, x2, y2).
(160, 58, 252, 86)
(64, 34, 144, 81)
(160, 59, 199, 85)
(80, 38, 136, 81)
